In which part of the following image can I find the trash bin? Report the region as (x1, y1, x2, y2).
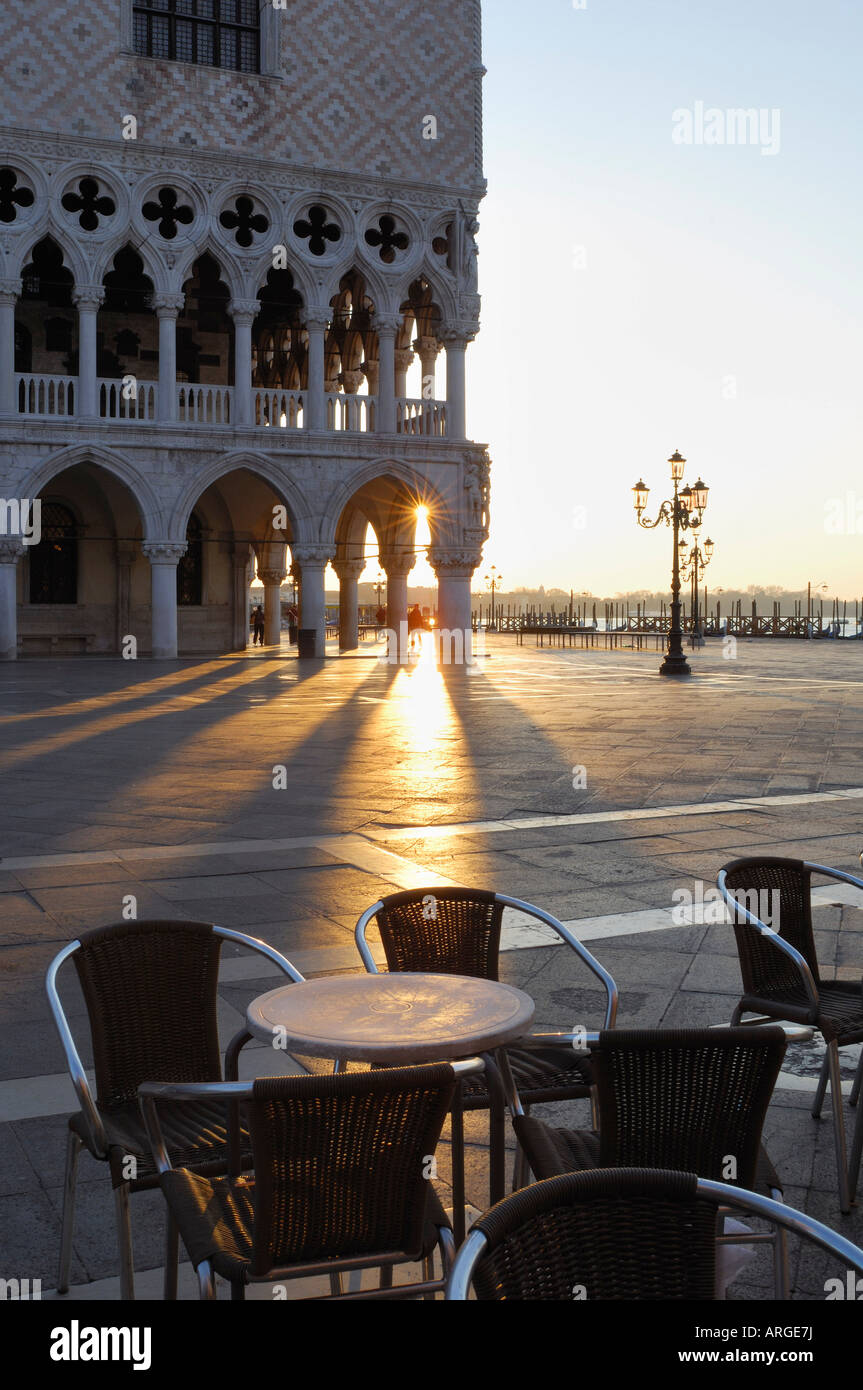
(297, 629, 317, 659)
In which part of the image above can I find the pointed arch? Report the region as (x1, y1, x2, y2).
(168, 450, 314, 545)
(18, 444, 163, 539)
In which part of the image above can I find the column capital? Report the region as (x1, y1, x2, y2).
(229, 298, 260, 322)
(0, 539, 25, 564)
(373, 312, 401, 337)
(438, 322, 477, 347)
(304, 306, 331, 333)
(291, 544, 334, 569)
(142, 541, 186, 565)
(394, 347, 415, 371)
(258, 568, 287, 586)
(73, 285, 105, 311)
(332, 559, 366, 582)
(381, 551, 417, 578)
(152, 292, 185, 318)
(429, 547, 482, 579)
(0, 278, 22, 305)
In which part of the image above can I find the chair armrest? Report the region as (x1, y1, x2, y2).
(354, 901, 385, 974)
(716, 870, 821, 1014)
(513, 1030, 600, 1055)
(804, 862, 863, 895)
(214, 926, 305, 983)
(137, 1080, 253, 1176)
(46, 941, 108, 1155)
(496, 895, 619, 1028)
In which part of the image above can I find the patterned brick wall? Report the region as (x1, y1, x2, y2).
(0, 0, 484, 193)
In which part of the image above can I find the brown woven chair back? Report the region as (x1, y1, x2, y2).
(374, 888, 504, 979)
(723, 857, 820, 1000)
(592, 1027, 786, 1187)
(248, 1065, 456, 1275)
(72, 920, 223, 1112)
(472, 1168, 717, 1300)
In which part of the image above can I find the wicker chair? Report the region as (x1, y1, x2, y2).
(718, 857, 863, 1212)
(140, 1061, 480, 1299)
(509, 1027, 791, 1295)
(46, 919, 303, 1300)
(446, 1168, 863, 1301)
(354, 888, 619, 1214)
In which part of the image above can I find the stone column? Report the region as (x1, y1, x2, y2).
(74, 286, 105, 419)
(259, 568, 286, 647)
(430, 548, 482, 667)
(415, 334, 439, 402)
(232, 544, 252, 650)
(143, 542, 186, 659)
(333, 559, 365, 651)
(0, 540, 23, 660)
(305, 310, 329, 432)
(115, 542, 135, 652)
(0, 279, 21, 417)
(373, 315, 399, 433)
(153, 292, 184, 424)
(394, 346, 414, 402)
(292, 544, 333, 658)
(230, 298, 259, 426)
(382, 551, 416, 654)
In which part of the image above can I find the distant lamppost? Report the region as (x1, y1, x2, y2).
(485, 567, 502, 630)
(679, 535, 714, 644)
(374, 570, 386, 610)
(633, 451, 710, 677)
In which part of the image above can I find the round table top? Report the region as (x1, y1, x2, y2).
(246, 972, 536, 1064)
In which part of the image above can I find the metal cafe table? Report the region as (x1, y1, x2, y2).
(243, 972, 536, 1244)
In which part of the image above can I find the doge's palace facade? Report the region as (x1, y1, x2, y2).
(0, 0, 489, 658)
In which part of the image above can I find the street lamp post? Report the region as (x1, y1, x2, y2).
(679, 534, 714, 645)
(485, 567, 502, 631)
(633, 451, 710, 678)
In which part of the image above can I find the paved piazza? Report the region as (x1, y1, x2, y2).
(2, 635, 863, 1298)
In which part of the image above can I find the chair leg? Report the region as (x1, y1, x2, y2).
(827, 1042, 853, 1213)
(329, 1272, 343, 1296)
(850, 1048, 863, 1108)
(57, 1128, 83, 1295)
(450, 1090, 466, 1248)
(849, 1088, 863, 1203)
(163, 1211, 179, 1301)
(114, 1185, 135, 1301)
(512, 1106, 530, 1191)
(770, 1189, 790, 1299)
(812, 1050, 830, 1119)
(379, 1265, 394, 1289)
(197, 1259, 217, 1300)
(231, 1279, 245, 1301)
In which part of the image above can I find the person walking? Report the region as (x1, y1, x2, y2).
(408, 603, 425, 653)
(252, 604, 265, 646)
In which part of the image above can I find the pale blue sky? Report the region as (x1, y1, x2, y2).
(468, 0, 863, 595)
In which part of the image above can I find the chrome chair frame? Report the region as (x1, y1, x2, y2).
(46, 923, 303, 1301)
(717, 860, 863, 1211)
(140, 1058, 485, 1300)
(446, 1171, 863, 1300)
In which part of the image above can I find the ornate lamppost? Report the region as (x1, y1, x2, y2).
(633, 451, 710, 677)
(679, 534, 714, 645)
(485, 567, 502, 631)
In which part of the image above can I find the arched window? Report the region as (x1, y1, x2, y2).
(177, 513, 203, 606)
(29, 502, 77, 605)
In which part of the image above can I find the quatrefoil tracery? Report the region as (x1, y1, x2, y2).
(142, 187, 194, 240)
(0, 168, 35, 224)
(293, 205, 341, 257)
(61, 177, 116, 232)
(219, 195, 269, 248)
(365, 214, 410, 264)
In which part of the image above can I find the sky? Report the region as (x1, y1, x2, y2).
(467, 0, 863, 597)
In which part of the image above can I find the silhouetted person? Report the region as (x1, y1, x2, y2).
(287, 604, 298, 646)
(252, 604, 265, 646)
(408, 604, 424, 652)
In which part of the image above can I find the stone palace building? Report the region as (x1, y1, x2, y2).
(0, 0, 489, 658)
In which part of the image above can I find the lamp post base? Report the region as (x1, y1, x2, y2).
(659, 652, 692, 677)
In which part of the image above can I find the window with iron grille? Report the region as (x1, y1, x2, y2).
(133, 0, 260, 74)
